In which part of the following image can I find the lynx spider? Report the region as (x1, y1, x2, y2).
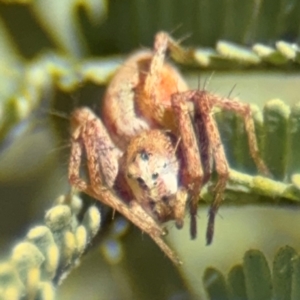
(68, 32, 269, 264)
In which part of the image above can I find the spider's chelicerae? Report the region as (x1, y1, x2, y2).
(68, 32, 269, 264)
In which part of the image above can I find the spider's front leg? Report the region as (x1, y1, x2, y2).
(171, 92, 206, 240)
(68, 108, 181, 264)
(192, 92, 230, 245)
(192, 91, 270, 244)
(171, 90, 230, 245)
(69, 107, 121, 190)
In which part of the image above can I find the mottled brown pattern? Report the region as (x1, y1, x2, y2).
(68, 32, 268, 264)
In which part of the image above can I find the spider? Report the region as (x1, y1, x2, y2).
(68, 32, 269, 264)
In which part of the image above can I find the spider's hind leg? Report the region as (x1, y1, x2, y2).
(211, 95, 269, 176)
(139, 32, 189, 128)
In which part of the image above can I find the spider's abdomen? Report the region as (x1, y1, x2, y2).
(102, 51, 154, 150)
(102, 49, 188, 150)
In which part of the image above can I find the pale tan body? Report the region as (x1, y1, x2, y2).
(68, 32, 269, 264)
(102, 50, 188, 148)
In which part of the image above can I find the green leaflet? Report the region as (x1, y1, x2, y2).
(204, 246, 300, 300)
(0, 194, 101, 300)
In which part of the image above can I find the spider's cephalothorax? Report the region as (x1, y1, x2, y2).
(69, 32, 269, 264)
(124, 130, 183, 226)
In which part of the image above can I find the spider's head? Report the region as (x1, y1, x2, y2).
(124, 130, 180, 220)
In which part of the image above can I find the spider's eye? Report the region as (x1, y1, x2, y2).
(137, 177, 148, 190)
(152, 173, 159, 180)
(149, 200, 155, 210)
(137, 177, 145, 185)
(161, 195, 169, 203)
(140, 150, 149, 161)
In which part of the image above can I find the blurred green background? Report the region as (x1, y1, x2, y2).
(1, 1, 300, 299)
